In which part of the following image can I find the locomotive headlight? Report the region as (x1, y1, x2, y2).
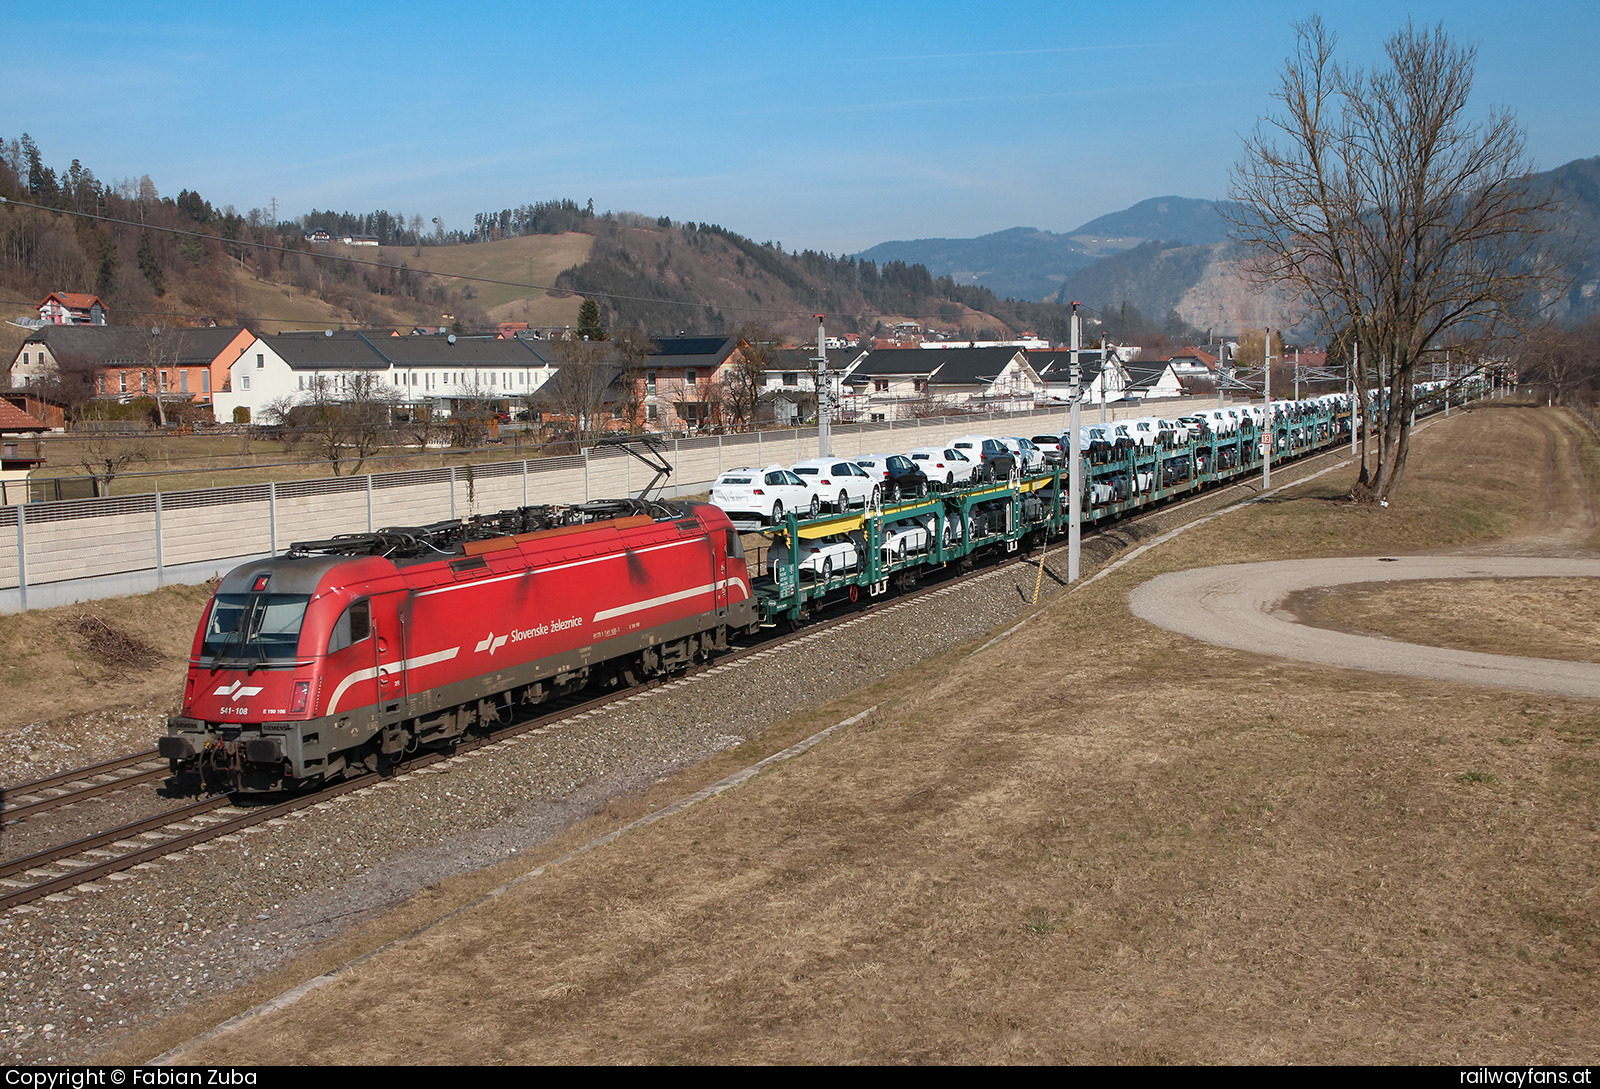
(290, 680, 310, 714)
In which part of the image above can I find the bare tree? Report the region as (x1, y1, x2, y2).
(1228, 17, 1567, 502)
(543, 333, 621, 446)
(608, 327, 658, 433)
(1519, 315, 1600, 405)
(397, 402, 443, 451)
(258, 395, 299, 453)
(721, 324, 776, 432)
(298, 372, 397, 475)
(77, 436, 143, 497)
(134, 324, 191, 428)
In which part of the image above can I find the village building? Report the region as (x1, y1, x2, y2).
(1122, 359, 1187, 400)
(211, 330, 558, 423)
(36, 292, 107, 326)
(632, 336, 746, 432)
(1030, 349, 1127, 404)
(7, 325, 253, 408)
(842, 346, 1044, 420)
(0, 400, 50, 505)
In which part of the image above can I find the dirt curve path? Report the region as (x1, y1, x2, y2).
(1128, 555, 1600, 699)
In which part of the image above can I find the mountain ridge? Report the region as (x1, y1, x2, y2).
(856, 196, 1231, 302)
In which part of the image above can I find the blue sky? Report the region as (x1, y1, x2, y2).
(8, 0, 1597, 254)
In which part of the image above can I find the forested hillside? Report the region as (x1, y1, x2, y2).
(1, 134, 1207, 363)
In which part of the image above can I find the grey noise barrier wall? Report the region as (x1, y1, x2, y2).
(0, 402, 1176, 613)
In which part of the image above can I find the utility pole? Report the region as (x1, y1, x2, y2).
(1263, 326, 1273, 490)
(1218, 337, 1227, 411)
(814, 315, 830, 457)
(1098, 335, 1108, 423)
(1069, 304, 1082, 583)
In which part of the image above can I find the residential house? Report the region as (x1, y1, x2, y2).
(1030, 350, 1127, 405)
(1122, 359, 1187, 400)
(7, 325, 252, 407)
(740, 347, 851, 427)
(633, 336, 746, 432)
(98, 327, 254, 404)
(37, 292, 107, 326)
(0, 400, 50, 503)
(212, 331, 557, 423)
(1163, 348, 1220, 380)
(842, 346, 1043, 420)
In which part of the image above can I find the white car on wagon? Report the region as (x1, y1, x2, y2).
(709, 465, 821, 526)
(908, 446, 979, 488)
(791, 458, 881, 512)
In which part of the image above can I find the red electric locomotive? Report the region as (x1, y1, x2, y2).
(160, 493, 758, 794)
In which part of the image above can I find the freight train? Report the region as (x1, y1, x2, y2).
(161, 386, 1464, 795)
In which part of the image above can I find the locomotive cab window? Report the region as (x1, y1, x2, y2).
(327, 599, 371, 654)
(203, 593, 311, 664)
(725, 529, 745, 560)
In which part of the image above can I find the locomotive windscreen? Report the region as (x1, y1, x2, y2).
(204, 593, 311, 664)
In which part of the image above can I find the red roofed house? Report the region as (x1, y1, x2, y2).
(38, 293, 107, 326)
(0, 400, 50, 504)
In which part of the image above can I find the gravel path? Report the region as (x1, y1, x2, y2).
(1128, 554, 1600, 698)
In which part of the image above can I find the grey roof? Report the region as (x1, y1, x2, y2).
(646, 335, 739, 370)
(1029, 350, 1112, 385)
(374, 336, 552, 367)
(922, 347, 1029, 387)
(849, 348, 942, 379)
(1123, 360, 1176, 390)
(262, 331, 391, 370)
(261, 331, 553, 370)
(849, 346, 1026, 386)
(23, 325, 248, 366)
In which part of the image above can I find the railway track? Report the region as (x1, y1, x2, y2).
(0, 439, 1354, 915)
(1, 749, 169, 823)
(0, 542, 1037, 913)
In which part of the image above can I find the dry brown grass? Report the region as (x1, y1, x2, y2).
(115, 404, 1600, 1063)
(378, 233, 594, 319)
(0, 583, 208, 780)
(1295, 577, 1600, 663)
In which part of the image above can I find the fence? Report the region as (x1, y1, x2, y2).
(0, 401, 1175, 612)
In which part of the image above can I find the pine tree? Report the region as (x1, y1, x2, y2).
(577, 298, 606, 340)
